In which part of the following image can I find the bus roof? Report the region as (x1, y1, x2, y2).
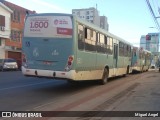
(26, 13, 133, 46)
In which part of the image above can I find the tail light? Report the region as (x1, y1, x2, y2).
(65, 56, 74, 71)
(22, 53, 27, 63)
(134, 61, 137, 66)
(22, 53, 28, 68)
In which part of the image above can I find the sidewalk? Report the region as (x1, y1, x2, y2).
(100, 70, 160, 120)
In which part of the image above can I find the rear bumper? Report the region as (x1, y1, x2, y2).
(22, 66, 75, 80)
(132, 66, 141, 72)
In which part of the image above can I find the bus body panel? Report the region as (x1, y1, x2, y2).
(22, 13, 75, 77)
(23, 37, 73, 71)
(22, 13, 151, 82)
(131, 47, 151, 72)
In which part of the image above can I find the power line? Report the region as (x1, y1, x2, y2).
(151, 0, 159, 16)
(145, 0, 160, 31)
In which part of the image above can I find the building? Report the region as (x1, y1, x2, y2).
(72, 7, 109, 31)
(72, 7, 100, 26)
(140, 35, 147, 50)
(0, 2, 12, 59)
(100, 16, 109, 31)
(140, 33, 160, 55)
(0, 0, 36, 68)
(140, 33, 160, 66)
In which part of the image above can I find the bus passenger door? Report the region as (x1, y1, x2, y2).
(113, 44, 118, 74)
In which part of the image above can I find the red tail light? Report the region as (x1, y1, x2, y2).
(68, 56, 73, 65)
(134, 61, 137, 66)
(65, 56, 74, 71)
(22, 53, 27, 63)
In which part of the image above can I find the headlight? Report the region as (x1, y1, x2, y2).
(3, 64, 8, 68)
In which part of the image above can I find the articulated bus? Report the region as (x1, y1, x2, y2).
(131, 47, 151, 73)
(22, 13, 133, 84)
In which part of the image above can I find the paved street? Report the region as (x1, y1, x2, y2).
(0, 71, 67, 111)
(0, 70, 160, 120)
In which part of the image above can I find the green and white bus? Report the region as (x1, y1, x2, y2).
(22, 13, 132, 84)
(131, 47, 151, 72)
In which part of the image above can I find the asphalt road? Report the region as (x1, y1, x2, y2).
(0, 71, 101, 111)
(1, 70, 160, 120)
(0, 71, 67, 111)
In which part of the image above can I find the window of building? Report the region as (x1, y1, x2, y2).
(0, 15, 5, 27)
(86, 11, 89, 15)
(77, 11, 80, 16)
(11, 30, 21, 42)
(86, 16, 89, 19)
(11, 10, 21, 23)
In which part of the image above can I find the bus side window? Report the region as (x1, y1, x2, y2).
(106, 37, 113, 54)
(126, 45, 131, 57)
(128, 46, 131, 57)
(104, 36, 107, 53)
(78, 24, 84, 50)
(106, 36, 110, 54)
(96, 33, 106, 53)
(124, 44, 128, 57)
(85, 27, 87, 39)
(109, 37, 113, 54)
(84, 27, 96, 52)
(119, 42, 124, 56)
(104, 36, 107, 45)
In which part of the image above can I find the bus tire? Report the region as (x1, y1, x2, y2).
(100, 69, 108, 85)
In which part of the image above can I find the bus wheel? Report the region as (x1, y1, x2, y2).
(100, 69, 108, 85)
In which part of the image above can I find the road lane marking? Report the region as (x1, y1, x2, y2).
(0, 81, 62, 91)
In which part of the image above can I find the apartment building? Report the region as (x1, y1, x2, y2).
(140, 33, 160, 55)
(72, 7, 109, 31)
(0, 2, 12, 59)
(100, 16, 109, 31)
(0, 0, 36, 68)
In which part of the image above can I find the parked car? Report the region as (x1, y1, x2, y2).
(0, 58, 18, 71)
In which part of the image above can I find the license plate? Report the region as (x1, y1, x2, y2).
(43, 61, 52, 65)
